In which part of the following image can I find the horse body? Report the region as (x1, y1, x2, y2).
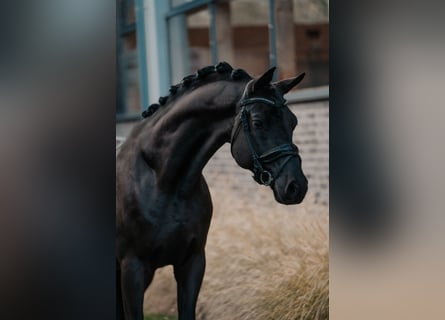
(116, 62, 307, 320)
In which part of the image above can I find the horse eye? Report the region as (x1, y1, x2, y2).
(252, 120, 264, 129)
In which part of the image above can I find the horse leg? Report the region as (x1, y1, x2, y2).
(174, 251, 206, 320)
(120, 256, 154, 320)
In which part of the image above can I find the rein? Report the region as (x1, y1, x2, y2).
(231, 96, 299, 186)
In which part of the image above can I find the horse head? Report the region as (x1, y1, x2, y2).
(231, 67, 308, 204)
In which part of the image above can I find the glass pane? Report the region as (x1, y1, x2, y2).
(231, 0, 269, 25)
(229, 0, 270, 77)
(119, 0, 136, 26)
(292, 0, 329, 88)
(125, 0, 136, 25)
(117, 0, 142, 115)
(169, 7, 211, 83)
(122, 32, 141, 113)
(187, 10, 211, 72)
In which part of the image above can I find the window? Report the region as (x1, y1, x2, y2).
(117, 0, 329, 121)
(165, 0, 328, 91)
(117, 0, 148, 119)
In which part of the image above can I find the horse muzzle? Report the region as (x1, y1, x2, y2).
(273, 176, 308, 205)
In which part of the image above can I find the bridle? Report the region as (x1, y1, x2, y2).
(231, 95, 300, 186)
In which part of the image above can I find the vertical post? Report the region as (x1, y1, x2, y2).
(145, 0, 170, 99)
(215, 1, 234, 64)
(169, 14, 190, 83)
(275, 0, 296, 79)
(209, 1, 218, 64)
(268, 0, 278, 81)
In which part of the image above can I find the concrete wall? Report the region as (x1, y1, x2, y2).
(116, 100, 329, 205)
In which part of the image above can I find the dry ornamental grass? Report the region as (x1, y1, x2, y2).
(144, 186, 328, 320)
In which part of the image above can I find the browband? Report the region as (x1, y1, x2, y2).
(238, 97, 280, 108)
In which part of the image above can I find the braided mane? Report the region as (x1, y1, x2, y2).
(141, 62, 252, 118)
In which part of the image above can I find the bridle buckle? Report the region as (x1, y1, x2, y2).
(258, 170, 273, 186)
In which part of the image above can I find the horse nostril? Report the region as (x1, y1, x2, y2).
(285, 181, 299, 199)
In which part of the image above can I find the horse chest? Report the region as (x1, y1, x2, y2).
(136, 190, 212, 267)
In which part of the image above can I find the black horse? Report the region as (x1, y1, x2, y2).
(116, 62, 308, 320)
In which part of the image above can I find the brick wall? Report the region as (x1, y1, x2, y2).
(290, 100, 329, 204)
(116, 100, 329, 205)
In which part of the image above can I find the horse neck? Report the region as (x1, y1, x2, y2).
(140, 80, 247, 194)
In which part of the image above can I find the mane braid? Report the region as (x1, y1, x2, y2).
(231, 68, 251, 81)
(215, 61, 233, 73)
(196, 65, 216, 79)
(159, 96, 168, 105)
(142, 103, 160, 118)
(141, 62, 251, 119)
(182, 74, 196, 87)
(169, 85, 179, 95)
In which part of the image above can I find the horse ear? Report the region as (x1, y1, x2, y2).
(274, 72, 305, 94)
(252, 66, 276, 91)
